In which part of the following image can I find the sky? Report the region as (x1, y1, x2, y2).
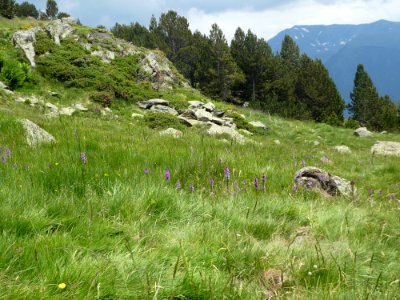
(21, 0, 400, 41)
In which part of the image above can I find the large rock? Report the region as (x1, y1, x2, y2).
(21, 119, 55, 147)
(47, 18, 76, 45)
(249, 120, 267, 130)
(294, 167, 355, 197)
(188, 101, 204, 109)
(194, 109, 213, 122)
(203, 102, 216, 112)
(334, 145, 351, 153)
(150, 105, 178, 116)
(59, 107, 76, 116)
(12, 27, 42, 66)
(178, 116, 203, 127)
(354, 127, 372, 137)
(207, 123, 252, 145)
(159, 128, 183, 138)
(371, 141, 400, 157)
(137, 99, 169, 109)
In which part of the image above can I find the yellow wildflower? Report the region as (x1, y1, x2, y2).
(58, 283, 67, 289)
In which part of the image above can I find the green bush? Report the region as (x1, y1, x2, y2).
(34, 31, 56, 55)
(0, 56, 32, 89)
(144, 111, 185, 130)
(324, 113, 343, 127)
(344, 118, 360, 129)
(90, 91, 114, 106)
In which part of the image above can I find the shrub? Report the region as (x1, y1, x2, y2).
(34, 31, 56, 55)
(0, 57, 32, 89)
(324, 113, 343, 127)
(344, 118, 360, 129)
(144, 111, 185, 130)
(90, 91, 114, 106)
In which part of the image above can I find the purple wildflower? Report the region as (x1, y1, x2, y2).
(6, 148, 11, 158)
(224, 166, 230, 180)
(368, 188, 374, 195)
(144, 168, 150, 175)
(1, 156, 6, 164)
(80, 152, 88, 164)
(189, 183, 194, 193)
(292, 184, 297, 192)
(176, 179, 181, 190)
(262, 173, 267, 192)
(243, 179, 248, 192)
(165, 169, 171, 180)
(254, 177, 259, 190)
(209, 177, 215, 187)
(301, 160, 306, 167)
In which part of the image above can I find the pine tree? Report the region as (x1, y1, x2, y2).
(0, 0, 16, 19)
(348, 64, 380, 126)
(15, 1, 39, 19)
(280, 35, 300, 67)
(46, 0, 58, 20)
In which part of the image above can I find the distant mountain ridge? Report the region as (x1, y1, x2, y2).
(268, 20, 400, 103)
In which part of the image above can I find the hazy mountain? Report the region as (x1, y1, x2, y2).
(268, 20, 400, 103)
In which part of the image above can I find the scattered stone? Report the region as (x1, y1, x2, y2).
(249, 120, 267, 130)
(188, 100, 204, 109)
(320, 155, 331, 164)
(294, 167, 355, 197)
(59, 107, 75, 116)
(180, 109, 197, 120)
(203, 102, 216, 112)
(21, 119, 55, 147)
(73, 103, 88, 112)
(238, 129, 254, 136)
(159, 128, 183, 138)
(131, 112, 144, 119)
(48, 91, 59, 97)
(354, 127, 372, 137)
(213, 109, 225, 118)
(0, 81, 13, 94)
(150, 104, 178, 116)
(334, 145, 351, 153)
(211, 117, 224, 125)
(194, 109, 213, 122)
(178, 117, 203, 127)
(380, 131, 388, 135)
(371, 141, 400, 157)
(207, 123, 251, 145)
(137, 99, 169, 109)
(45, 102, 58, 110)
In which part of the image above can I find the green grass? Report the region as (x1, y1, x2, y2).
(1, 16, 400, 299)
(1, 95, 400, 299)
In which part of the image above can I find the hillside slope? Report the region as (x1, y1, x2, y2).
(268, 20, 400, 102)
(1, 18, 400, 299)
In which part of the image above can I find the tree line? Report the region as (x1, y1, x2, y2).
(0, 0, 69, 20)
(111, 11, 399, 130)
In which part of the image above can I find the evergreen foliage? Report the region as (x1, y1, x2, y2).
(0, 53, 31, 88)
(15, 1, 38, 18)
(45, 0, 58, 20)
(348, 64, 398, 130)
(0, 0, 16, 19)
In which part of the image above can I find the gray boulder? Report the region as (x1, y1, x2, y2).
(371, 141, 400, 157)
(203, 102, 216, 112)
(354, 127, 372, 137)
(178, 116, 203, 127)
(334, 145, 351, 153)
(249, 120, 267, 130)
(194, 109, 213, 122)
(188, 101, 204, 109)
(21, 119, 55, 147)
(137, 99, 169, 109)
(12, 27, 42, 66)
(150, 105, 178, 116)
(59, 107, 76, 116)
(207, 123, 252, 145)
(294, 167, 355, 197)
(47, 18, 76, 45)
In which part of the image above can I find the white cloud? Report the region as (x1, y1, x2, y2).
(186, 0, 400, 41)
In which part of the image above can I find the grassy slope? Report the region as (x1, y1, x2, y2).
(1, 18, 400, 299)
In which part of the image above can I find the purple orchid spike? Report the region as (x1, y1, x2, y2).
(80, 152, 88, 164)
(262, 173, 267, 192)
(189, 183, 194, 193)
(176, 179, 181, 190)
(210, 177, 215, 187)
(301, 160, 306, 167)
(165, 169, 171, 180)
(224, 166, 230, 180)
(1, 156, 6, 164)
(254, 177, 259, 190)
(292, 184, 297, 192)
(6, 148, 11, 158)
(144, 168, 150, 175)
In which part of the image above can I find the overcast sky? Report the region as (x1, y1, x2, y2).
(21, 0, 400, 41)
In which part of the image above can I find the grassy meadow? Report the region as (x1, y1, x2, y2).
(1, 16, 400, 300)
(1, 91, 400, 299)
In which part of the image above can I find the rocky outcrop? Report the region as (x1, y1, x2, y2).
(207, 123, 251, 145)
(21, 119, 55, 147)
(12, 27, 42, 66)
(371, 141, 400, 157)
(47, 17, 76, 45)
(150, 105, 178, 116)
(249, 120, 267, 130)
(354, 127, 372, 137)
(294, 167, 355, 197)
